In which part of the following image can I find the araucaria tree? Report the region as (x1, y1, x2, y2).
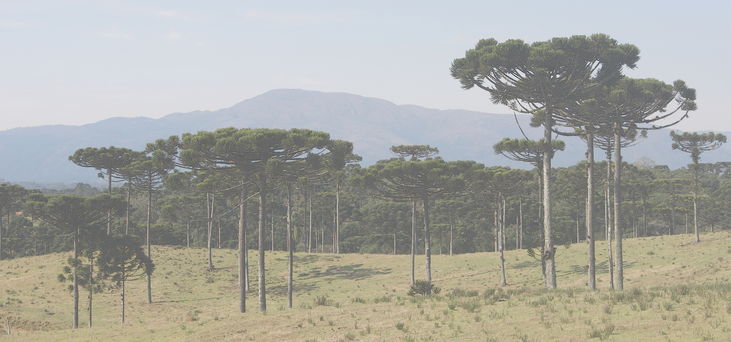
(25, 194, 122, 329)
(327, 140, 361, 255)
(670, 131, 726, 242)
(126, 139, 176, 303)
(69, 147, 140, 235)
(452, 34, 639, 288)
(178, 128, 332, 312)
(389, 144, 439, 284)
(366, 157, 475, 292)
(96, 235, 154, 324)
(587, 78, 696, 290)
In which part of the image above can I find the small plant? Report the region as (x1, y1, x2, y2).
(395, 322, 407, 332)
(351, 297, 366, 304)
(408, 280, 440, 296)
(314, 295, 331, 306)
(588, 323, 615, 340)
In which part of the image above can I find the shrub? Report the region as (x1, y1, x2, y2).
(408, 280, 440, 296)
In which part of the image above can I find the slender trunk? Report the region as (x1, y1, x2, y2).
(449, 219, 454, 256)
(606, 149, 614, 290)
(120, 269, 125, 323)
(238, 181, 247, 313)
(72, 226, 79, 329)
(693, 163, 700, 242)
(499, 196, 507, 286)
(493, 206, 498, 252)
(685, 213, 689, 235)
(335, 181, 340, 254)
(321, 215, 325, 253)
(410, 199, 416, 285)
(107, 169, 112, 235)
(0, 213, 3, 260)
(258, 188, 267, 312)
(125, 182, 131, 235)
(576, 207, 580, 244)
(586, 132, 596, 290)
(206, 193, 214, 270)
(393, 233, 396, 255)
(613, 128, 624, 290)
(186, 221, 190, 248)
(542, 118, 556, 289)
(423, 196, 432, 289)
(217, 220, 221, 249)
(670, 207, 675, 235)
(519, 198, 524, 249)
(286, 183, 294, 309)
(88, 260, 93, 328)
(271, 206, 274, 252)
(146, 187, 153, 304)
(308, 185, 313, 253)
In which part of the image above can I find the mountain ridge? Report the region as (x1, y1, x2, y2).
(1, 89, 728, 186)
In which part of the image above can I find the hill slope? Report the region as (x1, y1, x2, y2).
(1, 231, 729, 341)
(1, 89, 729, 185)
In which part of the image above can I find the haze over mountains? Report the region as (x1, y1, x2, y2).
(1, 89, 728, 187)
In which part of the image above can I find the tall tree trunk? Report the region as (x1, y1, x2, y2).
(423, 196, 432, 289)
(271, 207, 274, 252)
(73, 226, 79, 329)
(519, 198, 524, 249)
(308, 184, 313, 253)
(493, 206, 498, 252)
(186, 221, 190, 248)
(542, 119, 556, 289)
(238, 182, 247, 313)
(88, 260, 93, 328)
(670, 207, 675, 235)
(146, 187, 153, 304)
(107, 168, 112, 235)
(410, 199, 416, 285)
(120, 269, 125, 323)
(258, 188, 267, 312)
(576, 207, 580, 243)
(206, 193, 215, 271)
(606, 149, 614, 290)
(217, 220, 221, 249)
(125, 182, 131, 235)
(449, 216, 454, 256)
(286, 183, 294, 309)
(321, 215, 325, 253)
(693, 162, 700, 242)
(613, 128, 624, 290)
(586, 132, 596, 290)
(0, 212, 3, 260)
(393, 233, 396, 254)
(499, 196, 507, 286)
(335, 181, 340, 254)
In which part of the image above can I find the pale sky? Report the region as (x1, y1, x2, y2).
(1, 0, 729, 131)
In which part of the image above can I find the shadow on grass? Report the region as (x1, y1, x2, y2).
(299, 264, 391, 281)
(564, 260, 637, 277)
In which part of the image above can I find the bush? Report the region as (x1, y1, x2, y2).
(408, 280, 440, 296)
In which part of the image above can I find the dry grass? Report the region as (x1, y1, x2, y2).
(1, 231, 729, 341)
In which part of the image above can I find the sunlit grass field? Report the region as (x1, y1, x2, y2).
(1, 231, 729, 341)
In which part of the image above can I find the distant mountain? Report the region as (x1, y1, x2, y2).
(1, 89, 728, 186)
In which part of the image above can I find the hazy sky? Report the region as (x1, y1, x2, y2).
(1, 1, 729, 131)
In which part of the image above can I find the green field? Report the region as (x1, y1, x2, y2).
(1, 231, 730, 341)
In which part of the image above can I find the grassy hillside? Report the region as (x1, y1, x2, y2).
(1, 231, 730, 341)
